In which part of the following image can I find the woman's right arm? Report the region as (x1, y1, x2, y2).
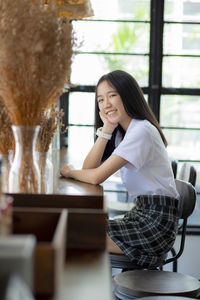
(83, 111, 118, 169)
(82, 134, 109, 169)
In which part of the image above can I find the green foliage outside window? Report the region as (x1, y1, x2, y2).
(101, 4, 149, 81)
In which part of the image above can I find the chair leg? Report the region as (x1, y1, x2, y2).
(173, 260, 177, 272)
(160, 248, 177, 272)
(171, 247, 178, 272)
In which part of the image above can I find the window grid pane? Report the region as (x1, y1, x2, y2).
(71, 54, 149, 86)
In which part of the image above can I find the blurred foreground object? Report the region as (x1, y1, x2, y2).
(0, 274, 35, 300)
(0, 235, 36, 291)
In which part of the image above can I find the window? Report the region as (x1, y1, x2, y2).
(60, 0, 200, 228)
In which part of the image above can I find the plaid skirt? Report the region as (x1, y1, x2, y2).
(107, 195, 180, 268)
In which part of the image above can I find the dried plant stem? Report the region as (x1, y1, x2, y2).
(0, 97, 14, 154)
(18, 128, 40, 193)
(9, 126, 40, 193)
(39, 154, 47, 194)
(36, 105, 67, 152)
(37, 151, 53, 194)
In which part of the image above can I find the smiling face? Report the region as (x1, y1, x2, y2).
(96, 80, 132, 131)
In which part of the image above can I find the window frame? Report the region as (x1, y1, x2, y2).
(59, 0, 200, 229)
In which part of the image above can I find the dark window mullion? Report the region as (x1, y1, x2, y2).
(68, 86, 95, 93)
(161, 126, 200, 131)
(75, 19, 150, 24)
(148, 0, 164, 122)
(60, 92, 69, 147)
(163, 54, 200, 58)
(164, 21, 200, 25)
(161, 87, 200, 95)
(68, 86, 149, 94)
(77, 51, 149, 56)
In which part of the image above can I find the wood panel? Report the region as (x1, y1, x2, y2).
(13, 207, 67, 297)
(67, 209, 106, 250)
(10, 193, 104, 209)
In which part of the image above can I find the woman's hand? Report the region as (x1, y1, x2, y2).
(99, 111, 118, 134)
(60, 164, 74, 178)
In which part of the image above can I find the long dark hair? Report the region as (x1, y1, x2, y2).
(95, 70, 167, 161)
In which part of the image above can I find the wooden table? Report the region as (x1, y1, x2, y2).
(53, 148, 103, 196)
(51, 148, 102, 196)
(11, 148, 104, 210)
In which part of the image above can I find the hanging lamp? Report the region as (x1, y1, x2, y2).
(43, 0, 94, 19)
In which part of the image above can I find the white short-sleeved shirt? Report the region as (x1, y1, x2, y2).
(113, 119, 179, 199)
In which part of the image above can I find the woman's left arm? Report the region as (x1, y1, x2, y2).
(60, 154, 127, 185)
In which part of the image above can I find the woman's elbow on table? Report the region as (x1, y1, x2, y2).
(88, 169, 107, 185)
(89, 174, 104, 185)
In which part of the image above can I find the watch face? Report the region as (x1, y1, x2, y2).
(96, 128, 112, 140)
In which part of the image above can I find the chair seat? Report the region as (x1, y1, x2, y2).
(108, 202, 135, 215)
(110, 253, 143, 270)
(113, 270, 200, 300)
(136, 297, 198, 300)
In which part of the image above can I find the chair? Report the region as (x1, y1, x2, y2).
(112, 179, 200, 299)
(178, 162, 197, 187)
(110, 162, 197, 272)
(171, 159, 178, 178)
(135, 297, 198, 300)
(110, 178, 195, 272)
(171, 162, 197, 271)
(113, 270, 200, 300)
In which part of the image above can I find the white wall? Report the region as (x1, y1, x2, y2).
(163, 235, 200, 279)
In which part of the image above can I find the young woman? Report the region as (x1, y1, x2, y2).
(60, 70, 180, 268)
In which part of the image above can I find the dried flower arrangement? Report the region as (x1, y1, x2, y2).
(0, 0, 73, 126)
(0, 97, 14, 155)
(0, 0, 74, 193)
(36, 105, 67, 153)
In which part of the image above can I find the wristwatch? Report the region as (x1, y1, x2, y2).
(96, 127, 112, 140)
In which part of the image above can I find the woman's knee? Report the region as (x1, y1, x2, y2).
(106, 234, 123, 254)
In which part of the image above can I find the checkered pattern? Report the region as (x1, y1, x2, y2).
(108, 195, 179, 268)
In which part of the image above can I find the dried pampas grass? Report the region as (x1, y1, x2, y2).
(36, 105, 67, 152)
(0, 97, 14, 154)
(0, 0, 73, 126)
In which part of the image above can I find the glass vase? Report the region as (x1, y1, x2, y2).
(9, 126, 41, 193)
(37, 151, 53, 194)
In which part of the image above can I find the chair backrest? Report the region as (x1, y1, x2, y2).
(175, 178, 196, 219)
(178, 162, 197, 187)
(171, 159, 178, 178)
(163, 179, 196, 266)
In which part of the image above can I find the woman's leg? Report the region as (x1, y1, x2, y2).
(106, 233, 123, 254)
